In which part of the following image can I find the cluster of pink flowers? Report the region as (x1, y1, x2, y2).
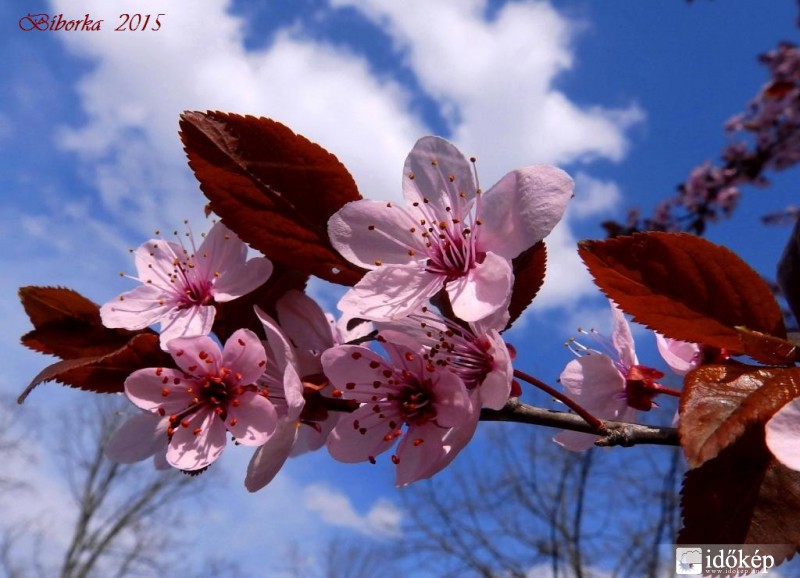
(99, 135, 708, 489)
(605, 41, 800, 236)
(554, 301, 700, 451)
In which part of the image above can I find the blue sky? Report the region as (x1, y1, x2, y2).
(2, 0, 800, 575)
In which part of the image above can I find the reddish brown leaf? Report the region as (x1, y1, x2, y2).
(680, 364, 800, 467)
(679, 427, 800, 565)
(506, 241, 546, 330)
(736, 327, 799, 365)
(19, 286, 153, 359)
(18, 333, 173, 403)
(778, 218, 800, 327)
(179, 111, 366, 286)
(579, 232, 786, 353)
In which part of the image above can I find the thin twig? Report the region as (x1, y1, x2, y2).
(480, 399, 679, 447)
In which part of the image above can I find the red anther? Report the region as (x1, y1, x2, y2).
(157, 408, 166, 416)
(188, 365, 198, 372)
(234, 372, 243, 381)
(259, 360, 266, 367)
(238, 338, 246, 346)
(373, 380, 381, 388)
(173, 378, 181, 385)
(230, 417, 239, 427)
(413, 438, 424, 446)
(332, 389, 343, 398)
(232, 398, 241, 407)
(353, 419, 360, 430)
(181, 419, 191, 428)
(391, 455, 400, 464)
(404, 352, 415, 361)
(161, 388, 170, 397)
(359, 427, 367, 435)
(214, 407, 224, 415)
(383, 433, 393, 442)
(167, 427, 175, 436)
(193, 428, 202, 436)
(368, 456, 376, 464)
(175, 349, 184, 357)
(346, 382, 356, 390)
(198, 351, 209, 360)
(155, 367, 164, 376)
(382, 370, 392, 378)
(351, 352, 362, 360)
(162, 377, 169, 384)
(369, 361, 380, 369)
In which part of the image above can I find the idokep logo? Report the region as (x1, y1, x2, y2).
(675, 547, 703, 575)
(675, 545, 776, 575)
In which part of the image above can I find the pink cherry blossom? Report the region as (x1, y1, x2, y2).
(122, 328, 277, 471)
(329, 136, 573, 323)
(322, 342, 476, 486)
(766, 398, 800, 471)
(101, 221, 273, 348)
(378, 306, 513, 410)
(554, 301, 665, 451)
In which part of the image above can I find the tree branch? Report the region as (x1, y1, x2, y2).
(480, 399, 679, 447)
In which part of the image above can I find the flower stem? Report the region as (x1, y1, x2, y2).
(513, 368, 605, 432)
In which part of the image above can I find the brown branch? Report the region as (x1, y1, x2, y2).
(480, 399, 679, 447)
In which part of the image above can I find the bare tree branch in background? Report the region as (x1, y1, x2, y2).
(0, 395, 242, 578)
(396, 423, 684, 578)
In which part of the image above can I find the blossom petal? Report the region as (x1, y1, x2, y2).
(478, 166, 573, 259)
(133, 239, 182, 282)
(275, 290, 334, 354)
(166, 334, 222, 376)
(431, 371, 471, 428)
(328, 200, 423, 269)
(245, 420, 300, 492)
(321, 345, 393, 401)
(213, 256, 273, 302)
(559, 355, 626, 416)
(221, 328, 268, 385)
(656, 333, 699, 376)
(402, 136, 476, 216)
(158, 305, 216, 346)
(327, 409, 395, 463)
(394, 422, 450, 486)
(610, 301, 637, 367)
(478, 332, 514, 410)
(446, 251, 512, 322)
(338, 265, 441, 321)
(227, 390, 278, 446)
(124, 368, 194, 414)
(255, 307, 295, 375)
(167, 409, 227, 470)
(766, 398, 800, 471)
(105, 413, 168, 464)
(100, 284, 172, 330)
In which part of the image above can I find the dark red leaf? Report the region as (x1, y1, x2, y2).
(179, 111, 366, 286)
(19, 286, 154, 359)
(506, 241, 546, 330)
(18, 333, 173, 402)
(679, 427, 800, 565)
(736, 327, 799, 365)
(680, 364, 800, 467)
(579, 232, 786, 353)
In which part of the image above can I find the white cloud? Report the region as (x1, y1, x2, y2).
(330, 0, 643, 176)
(303, 483, 403, 538)
(570, 171, 623, 220)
